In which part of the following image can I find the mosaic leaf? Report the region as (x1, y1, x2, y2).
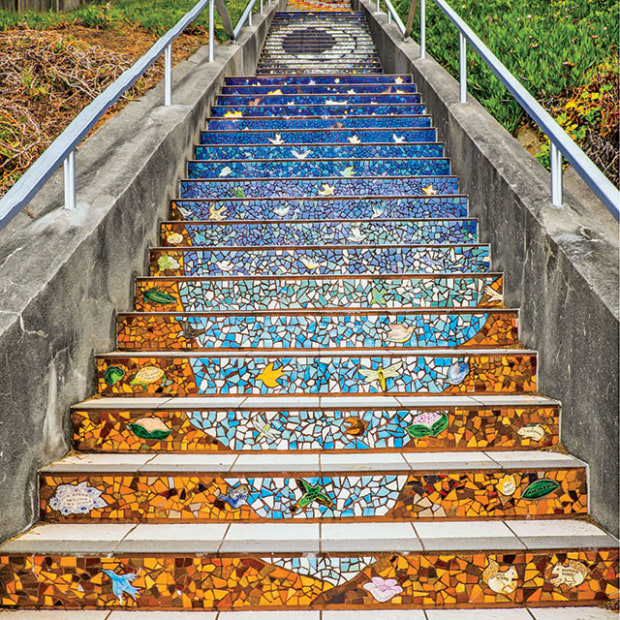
(522, 479, 560, 500)
(405, 411, 449, 438)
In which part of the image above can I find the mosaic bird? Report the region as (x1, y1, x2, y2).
(213, 484, 249, 510)
(343, 417, 368, 436)
(256, 362, 285, 388)
(269, 133, 285, 145)
(103, 570, 142, 604)
(347, 135, 362, 144)
(209, 204, 227, 220)
(176, 205, 192, 219)
(290, 479, 333, 514)
(392, 134, 405, 144)
(292, 149, 311, 160)
(318, 183, 336, 197)
(218, 166, 233, 178)
(386, 324, 415, 343)
(371, 205, 386, 219)
(299, 256, 324, 270)
(177, 319, 207, 340)
(370, 287, 388, 306)
(446, 361, 469, 385)
(340, 165, 355, 178)
(326, 99, 348, 106)
(273, 204, 291, 217)
(346, 89, 357, 94)
(359, 361, 403, 391)
(484, 286, 503, 303)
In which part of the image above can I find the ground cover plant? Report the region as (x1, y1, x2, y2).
(393, 0, 619, 185)
(0, 0, 253, 197)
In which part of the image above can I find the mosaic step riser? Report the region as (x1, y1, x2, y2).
(72, 404, 560, 453)
(193, 143, 445, 160)
(159, 219, 477, 247)
(225, 75, 412, 85)
(148, 245, 490, 278)
(210, 104, 417, 117)
(39, 467, 587, 523)
(206, 117, 433, 131)
(220, 83, 418, 94)
(217, 94, 421, 105)
(116, 310, 518, 352)
(186, 158, 451, 180)
(258, 54, 382, 61)
(95, 352, 536, 397)
(2, 550, 617, 609)
(255, 68, 385, 75)
(200, 128, 438, 145)
(171, 196, 468, 220)
(178, 176, 459, 200)
(133, 274, 504, 313)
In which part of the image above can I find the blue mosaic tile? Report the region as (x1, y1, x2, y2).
(199, 128, 438, 145)
(220, 83, 417, 95)
(216, 94, 422, 106)
(166, 275, 503, 312)
(206, 115, 432, 131)
(193, 143, 445, 161)
(223, 75, 412, 86)
(210, 104, 425, 117)
(179, 176, 459, 199)
(165, 220, 477, 246)
(171, 196, 468, 220)
(186, 158, 450, 179)
(151, 245, 490, 276)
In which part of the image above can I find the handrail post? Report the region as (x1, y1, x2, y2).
(164, 44, 172, 105)
(387, 9, 391, 23)
(376, 0, 380, 13)
(248, 8, 252, 26)
(459, 33, 467, 103)
(63, 151, 76, 210)
(208, 0, 214, 62)
(550, 142, 563, 206)
(420, 0, 426, 59)
(260, 0, 263, 12)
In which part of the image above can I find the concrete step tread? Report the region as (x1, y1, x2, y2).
(73, 394, 559, 410)
(1, 519, 615, 555)
(0, 608, 617, 619)
(41, 449, 583, 474)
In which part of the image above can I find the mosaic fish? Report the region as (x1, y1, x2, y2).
(549, 560, 588, 588)
(157, 254, 180, 271)
(482, 559, 519, 595)
(290, 479, 333, 514)
(446, 361, 469, 385)
(104, 366, 125, 386)
(103, 570, 142, 604)
(269, 133, 284, 145)
(49, 482, 107, 516)
(127, 416, 171, 440)
(256, 362, 286, 388)
(130, 366, 165, 388)
(405, 411, 449, 438)
(213, 484, 249, 510)
(177, 319, 208, 339)
(343, 417, 368, 436)
(517, 424, 546, 442)
(360, 361, 403, 391)
(386, 324, 414, 343)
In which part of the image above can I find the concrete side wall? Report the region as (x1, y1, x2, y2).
(357, 0, 620, 535)
(0, 1, 284, 543)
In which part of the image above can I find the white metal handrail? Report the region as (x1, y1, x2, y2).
(378, 0, 620, 220)
(0, 0, 265, 231)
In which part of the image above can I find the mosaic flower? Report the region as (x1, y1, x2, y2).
(482, 559, 519, 595)
(386, 324, 414, 343)
(405, 411, 449, 438)
(209, 205, 227, 220)
(446, 361, 469, 385)
(423, 184, 438, 196)
(549, 560, 587, 588)
(127, 417, 171, 441)
(103, 366, 125, 386)
(496, 474, 517, 498)
(49, 482, 107, 516)
(362, 576, 404, 602)
(157, 254, 180, 271)
(166, 232, 184, 245)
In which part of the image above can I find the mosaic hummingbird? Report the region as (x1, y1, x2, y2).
(103, 569, 142, 604)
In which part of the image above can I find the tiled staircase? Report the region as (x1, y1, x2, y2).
(0, 7, 618, 618)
